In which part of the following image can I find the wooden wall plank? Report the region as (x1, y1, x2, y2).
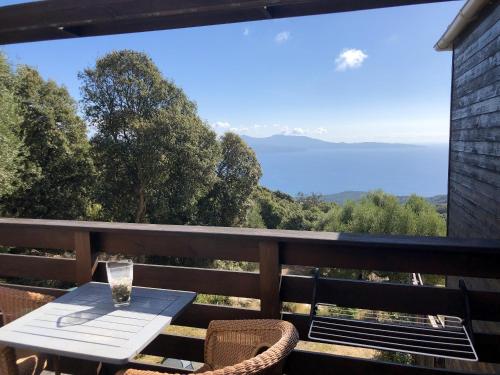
(450, 150, 500, 173)
(449, 170, 499, 201)
(454, 66, 500, 99)
(452, 111, 500, 131)
(448, 195, 500, 234)
(452, 81, 500, 111)
(454, 35, 500, 77)
(452, 97, 500, 121)
(449, 183, 499, 218)
(451, 140, 500, 157)
(451, 126, 500, 143)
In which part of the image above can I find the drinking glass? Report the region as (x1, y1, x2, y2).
(106, 259, 133, 307)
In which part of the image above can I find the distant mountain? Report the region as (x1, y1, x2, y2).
(242, 134, 422, 153)
(321, 191, 367, 204)
(321, 191, 447, 206)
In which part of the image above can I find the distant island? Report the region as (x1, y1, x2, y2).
(242, 134, 422, 153)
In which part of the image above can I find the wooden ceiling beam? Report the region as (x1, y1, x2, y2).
(0, 0, 458, 45)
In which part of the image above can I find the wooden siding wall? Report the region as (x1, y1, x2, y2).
(448, 1, 500, 239)
(447, 2, 500, 373)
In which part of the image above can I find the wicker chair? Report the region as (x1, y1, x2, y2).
(117, 319, 299, 375)
(0, 286, 55, 375)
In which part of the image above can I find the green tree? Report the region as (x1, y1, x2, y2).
(0, 54, 25, 201)
(198, 133, 262, 226)
(316, 191, 445, 237)
(80, 50, 219, 223)
(3, 66, 94, 219)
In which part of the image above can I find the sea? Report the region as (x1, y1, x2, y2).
(252, 144, 449, 197)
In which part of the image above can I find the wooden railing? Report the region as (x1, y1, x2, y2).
(1, 218, 500, 374)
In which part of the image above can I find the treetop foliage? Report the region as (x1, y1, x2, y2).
(250, 188, 445, 237)
(0, 53, 24, 198)
(1, 56, 94, 219)
(80, 50, 259, 225)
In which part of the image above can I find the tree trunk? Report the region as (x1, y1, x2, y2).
(135, 185, 146, 223)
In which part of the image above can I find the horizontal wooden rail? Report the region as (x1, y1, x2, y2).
(0, 253, 76, 282)
(1, 218, 500, 277)
(96, 231, 259, 262)
(94, 262, 260, 299)
(281, 242, 500, 278)
(282, 275, 500, 322)
(140, 334, 485, 375)
(174, 303, 261, 328)
(0, 225, 74, 250)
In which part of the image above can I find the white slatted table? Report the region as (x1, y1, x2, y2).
(0, 282, 196, 364)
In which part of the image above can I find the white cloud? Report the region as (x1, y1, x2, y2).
(335, 48, 368, 71)
(243, 27, 250, 36)
(213, 121, 250, 134)
(313, 127, 328, 135)
(229, 127, 249, 133)
(279, 126, 304, 135)
(278, 125, 328, 136)
(291, 127, 305, 135)
(212, 121, 231, 129)
(212, 122, 327, 138)
(275, 31, 290, 44)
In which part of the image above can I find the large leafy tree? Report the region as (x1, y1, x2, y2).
(0, 54, 26, 201)
(198, 133, 262, 226)
(80, 50, 219, 223)
(2, 66, 94, 219)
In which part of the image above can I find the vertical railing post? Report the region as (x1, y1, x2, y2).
(259, 241, 281, 318)
(74, 231, 95, 285)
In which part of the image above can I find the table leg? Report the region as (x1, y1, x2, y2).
(53, 355, 61, 375)
(49, 355, 102, 374)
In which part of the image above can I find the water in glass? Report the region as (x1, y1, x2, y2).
(106, 260, 133, 307)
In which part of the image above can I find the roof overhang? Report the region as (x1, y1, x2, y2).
(0, 0, 458, 45)
(434, 0, 491, 51)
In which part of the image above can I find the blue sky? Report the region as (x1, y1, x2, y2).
(1, 1, 463, 143)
